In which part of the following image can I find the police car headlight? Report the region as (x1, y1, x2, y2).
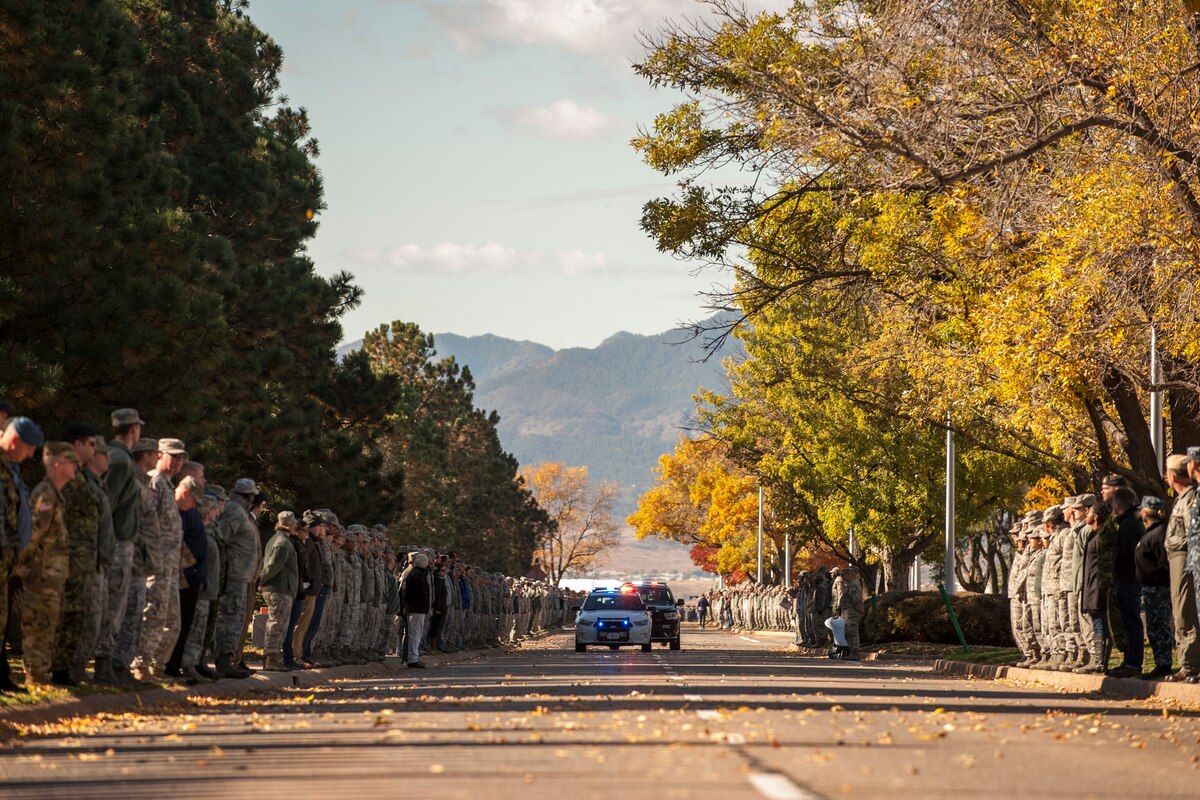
(663, 611, 679, 620)
(633, 619, 649, 626)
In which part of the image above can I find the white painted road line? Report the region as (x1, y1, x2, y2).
(696, 709, 721, 720)
(748, 772, 819, 800)
(684, 693, 703, 702)
(739, 636, 761, 643)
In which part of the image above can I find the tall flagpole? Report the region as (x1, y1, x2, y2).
(945, 412, 956, 595)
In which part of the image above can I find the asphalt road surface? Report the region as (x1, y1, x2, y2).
(1, 625, 1198, 799)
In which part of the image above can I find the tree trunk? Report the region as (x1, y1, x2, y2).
(1166, 364, 1200, 458)
(881, 551, 911, 593)
(1102, 367, 1165, 496)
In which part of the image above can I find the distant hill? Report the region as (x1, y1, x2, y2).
(340, 316, 741, 576)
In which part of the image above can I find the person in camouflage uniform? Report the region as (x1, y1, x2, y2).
(77, 437, 115, 682)
(259, 511, 299, 672)
(53, 424, 102, 685)
(179, 493, 223, 684)
(1065, 495, 1098, 670)
(1037, 506, 1066, 670)
(96, 409, 142, 686)
(831, 565, 864, 660)
(112, 437, 161, 683)
(136, 437, 186, 678)
(1008, 520, 1033, 664)
(212, 478, 259, 679)
(19, 443, 78, 687)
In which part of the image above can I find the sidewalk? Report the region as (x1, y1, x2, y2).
(932, 659, 1200, 704)
(0, 641, 522, 727)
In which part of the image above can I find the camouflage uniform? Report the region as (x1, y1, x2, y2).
(182, 522, 221, 669)
(831, 568, 864, 657)
(77, 467, 114, 666)
(113, 470, 160, 671)
(1040, 526, 1065, 665)
(213, 494, 258, 659)
(137, 469, 182, 672)
(1008, 543, 1032, 660)
(54, 473, 99, 675)
(19, 481, 70, 684)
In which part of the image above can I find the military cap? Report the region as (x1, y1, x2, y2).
(1139, 495, 1165, 511)
(315, 508, 339, 526)
(1043, 505, 1064, 524)
(44, 441, 79, 464)
(1073, 493, 1098, 509)
(92, 435, 110, 455)
(1187, 446, 1200, 463)
(111, 408, 145, 427)
(177, 475, 203, 497)
(1062, 496, 1077, 507)
(132, 437, 159, 454)
(233, 477, 257, 495)
(1101, 473, 1128, 488)
(204, 484, 228, 501)
(158, 437, 187, 456)
(302, 510, 324, 526)
(1008, 521, 1021, 534)
(275, 510, 299, 532)
(347, 523, 368, 535)
(10, 417, 44, 447)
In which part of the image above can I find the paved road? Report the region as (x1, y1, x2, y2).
(1, 626, 1198, 798)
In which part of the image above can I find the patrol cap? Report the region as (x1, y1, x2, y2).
(157, 437, 187, 457)
(1101, 473, 1128, 488)
(44, 441, 79, 464)
(132, 437, 159, 455)
(10, 417, 44, 447)
(1187, 446, 1200, 463)
(302, 510, 324, 526)
(1073, 493, 1098, 509)
(275, 510, 299, 532)
(204, 484, 228, 501)
(347, 523, 368, 535)
(111, 408, 145, 428)
(315, 508, 339, 526)
(1139, 495, 1165, 511)
(1008, 521, 1021, 534)
(1043, 505, 1064, 524)
(233, 477, 257, 496)
(93, 435, 110, 455)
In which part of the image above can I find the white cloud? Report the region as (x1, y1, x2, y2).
(498, 99, 619, 140)
(346, 242, 623, 275)
(426, 0, 794, 58)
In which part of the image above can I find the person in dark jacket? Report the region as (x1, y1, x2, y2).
(1078, 503, 1109, 674)
(165, 476, 207, 678)
(1107, 487, 1146, 678)
(429, 557, 449, 652)
(401, 553, 432, 668)
(1136, 496, 1174, 679)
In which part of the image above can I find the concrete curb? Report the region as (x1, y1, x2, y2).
(932, 659, 1200, 703)
(0, 641, 518, 728)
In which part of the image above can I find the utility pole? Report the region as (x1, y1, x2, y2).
(783, 533, 791, 587)
(945, 412, 956, 595)
(757, 483, 764, 584)
(1150, 322, 1165, 472)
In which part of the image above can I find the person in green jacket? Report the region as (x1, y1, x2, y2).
(259, 511, 299, 672)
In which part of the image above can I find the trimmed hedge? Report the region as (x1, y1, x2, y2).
(856, 590, 1014, 647)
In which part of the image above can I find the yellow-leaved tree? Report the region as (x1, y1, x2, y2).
(520, 462, 622, 587)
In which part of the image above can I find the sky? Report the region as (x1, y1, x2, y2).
(246, 0, 788, 350)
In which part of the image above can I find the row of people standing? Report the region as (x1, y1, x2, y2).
(1010, 459, 1200, 681)
(0, 405, 569, 689)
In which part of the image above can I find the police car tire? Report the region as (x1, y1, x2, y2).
(641, 642, 652, 653)
(669, 636, 681, 651)
(575, 641, 586, 652)
(609, 645, 620, 650)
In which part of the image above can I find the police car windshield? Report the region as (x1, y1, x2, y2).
(583, 593, 645, 612)
(636, 588, 674, 605)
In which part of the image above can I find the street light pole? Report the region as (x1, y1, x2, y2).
(945, 412, 956, 595)
(1150, 322, 1165, 472)
(757, 483, 764, 584)
(783, 532, 790, 587)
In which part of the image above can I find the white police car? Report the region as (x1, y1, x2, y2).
(574, 586, 653, 652)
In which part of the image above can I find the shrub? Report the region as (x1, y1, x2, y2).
(854, 590, 1013, 647)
